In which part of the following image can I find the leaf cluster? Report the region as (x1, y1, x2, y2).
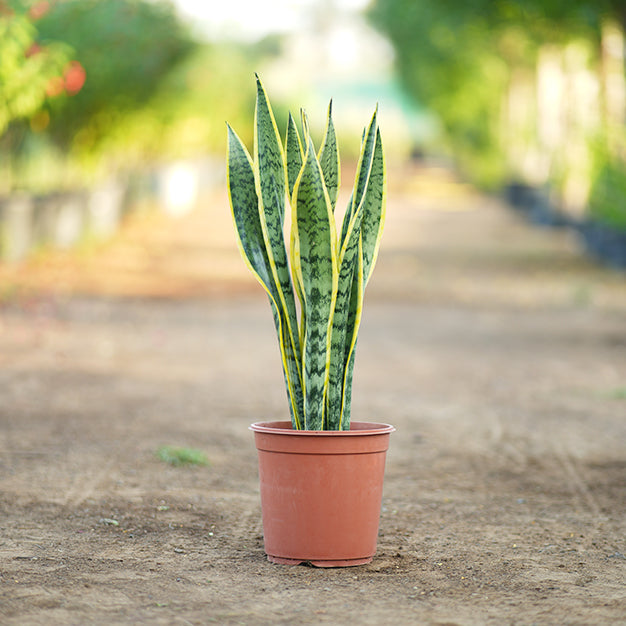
(227, 77, 385, 430)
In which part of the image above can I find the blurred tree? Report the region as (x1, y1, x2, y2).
(32, 0, 196, 155)
(0, 3, 70, 135)
(588, 143, 626, 230)
(369, 0, 515, 185)
(94, 43, 259, 163)
(369, 0, 626, 188)
(1, 0, 279, 192)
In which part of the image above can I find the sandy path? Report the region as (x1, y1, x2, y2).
(1, 164, 625, 625)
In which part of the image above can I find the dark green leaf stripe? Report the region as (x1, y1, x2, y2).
(285, 112, 304, 199)
(318, 101, 340, 211)
(275, 296, 305, 429)
(226, 125, 303, 427)
(291, 138, 338, 430)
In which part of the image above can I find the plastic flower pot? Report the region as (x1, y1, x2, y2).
(250, 421, 395, 567)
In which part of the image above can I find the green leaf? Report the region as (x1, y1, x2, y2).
(340, 109, 378, 246)
(286, 112, 306, 333)
(340, 127, 385, 427)
(227, 77, 385, 431)
(338, 255, 362, 430)
(300, 108, 310, 145)
(227, 125, 273, 288)
(361, 127, 386, 286)
(327, 230, 364, 429)
(254, 74, 287, 225)
(285, 112, 304, 198)
(253, 76, 305, 428)
(332, 116, 386, 429)
(291, 137, 338, 430)
(318, 100, 340, 210)
(326, 127, 374, 429)
(227, 122, 304, 429)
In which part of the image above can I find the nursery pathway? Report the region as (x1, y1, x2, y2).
(1, 162, 625, 625)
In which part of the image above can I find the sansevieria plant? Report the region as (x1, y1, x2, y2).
(227, 76, 385, 431)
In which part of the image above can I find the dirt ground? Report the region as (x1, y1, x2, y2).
(1, 164, 625, 625)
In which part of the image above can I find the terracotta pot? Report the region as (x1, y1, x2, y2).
(250, 420, 395, 567)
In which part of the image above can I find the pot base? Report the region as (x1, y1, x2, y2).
(267, 555, 373, 567)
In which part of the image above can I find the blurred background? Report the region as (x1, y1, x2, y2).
(0, 0, 625, 268)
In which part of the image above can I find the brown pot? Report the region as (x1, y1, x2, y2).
(250, 420, 395, 567)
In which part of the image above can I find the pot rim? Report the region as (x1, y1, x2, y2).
(249, 420, 395, 436)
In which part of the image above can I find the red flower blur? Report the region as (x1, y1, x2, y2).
(45, 61, 86, 98)
(29, 1, 50, 20)
(64, 61, 86, 94)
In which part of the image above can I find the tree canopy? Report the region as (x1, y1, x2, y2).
(369, 0, 626, 187)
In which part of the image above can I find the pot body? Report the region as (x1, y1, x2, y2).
(250, 420, 395, 567)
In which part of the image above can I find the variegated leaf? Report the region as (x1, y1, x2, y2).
(318, 100, 340, 211)
(254, 75, 287, 225)
(340, 109, 378, 246)
(291, 137, 338, 430)
(227, 125, 303, 427)
(285, 112, 304, 199)
(338, 242, 363, 429)
(338, 125, 385, 427)
(228, 77, 385, 432)
(227, 125, 272, 288)
(339, 125, 385, 426)
(360, 126, 386, 285)
(253, 77, 305, 428)
(326, 231, 361, 429)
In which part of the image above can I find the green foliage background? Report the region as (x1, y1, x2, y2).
(0, 0, 266, 191)
(34, 0, 195, 154)
(369, 0, 626, 199)
(0, 10, 69, 134)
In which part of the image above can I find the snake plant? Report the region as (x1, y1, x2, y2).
(227, 76, 385, 430)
